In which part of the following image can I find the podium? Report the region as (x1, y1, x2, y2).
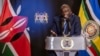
(45, 36, 86, 56)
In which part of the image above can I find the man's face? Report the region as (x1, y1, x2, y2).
(62, 7, 71, 18)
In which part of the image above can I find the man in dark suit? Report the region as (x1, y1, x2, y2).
(51, 4, 81, 37)
(50, 4, 81, 56)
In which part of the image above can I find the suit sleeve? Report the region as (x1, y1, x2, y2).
(50, 17, 57, 35)
(74, 16, 81, 35)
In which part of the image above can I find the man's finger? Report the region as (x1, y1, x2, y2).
(51, 30, 57, 36)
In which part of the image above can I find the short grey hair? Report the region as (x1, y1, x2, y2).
(61, 4, 71, 10)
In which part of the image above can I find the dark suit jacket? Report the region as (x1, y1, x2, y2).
(51, 14, 81, 36)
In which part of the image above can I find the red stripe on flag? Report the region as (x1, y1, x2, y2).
(11, 33, 31, 56)
(88, 46, 98, 56)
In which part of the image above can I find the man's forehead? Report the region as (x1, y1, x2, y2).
(62, 8, 70, 11)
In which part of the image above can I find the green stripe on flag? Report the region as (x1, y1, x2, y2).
(0, 42, 5, 54)
(0, 43, 14, 56)
(2, 45, 14, 56)
(82, 0, 89, 20)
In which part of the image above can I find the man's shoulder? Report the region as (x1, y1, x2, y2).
(54, 15, 62, 19)
(71, 14, 80, 21)
(72, 14, 79, 19)
(54, 15, 62, 21)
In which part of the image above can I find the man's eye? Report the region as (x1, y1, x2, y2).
(64, 10, 69, 12)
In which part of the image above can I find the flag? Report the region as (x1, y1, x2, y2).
(78, 0, 100, 56)
(0, 0, 31, 56)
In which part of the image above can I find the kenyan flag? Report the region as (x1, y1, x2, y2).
(0, 16, 31, 56)
(0, 0, 31, 56)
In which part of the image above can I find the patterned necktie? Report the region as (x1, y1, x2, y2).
(63, 20, 68, 35)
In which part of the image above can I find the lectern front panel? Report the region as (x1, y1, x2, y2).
(45, 36, 86, 51)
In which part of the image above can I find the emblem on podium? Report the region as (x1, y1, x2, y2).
(61, 38, 74, 50)
(82, 20, 99, 40)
